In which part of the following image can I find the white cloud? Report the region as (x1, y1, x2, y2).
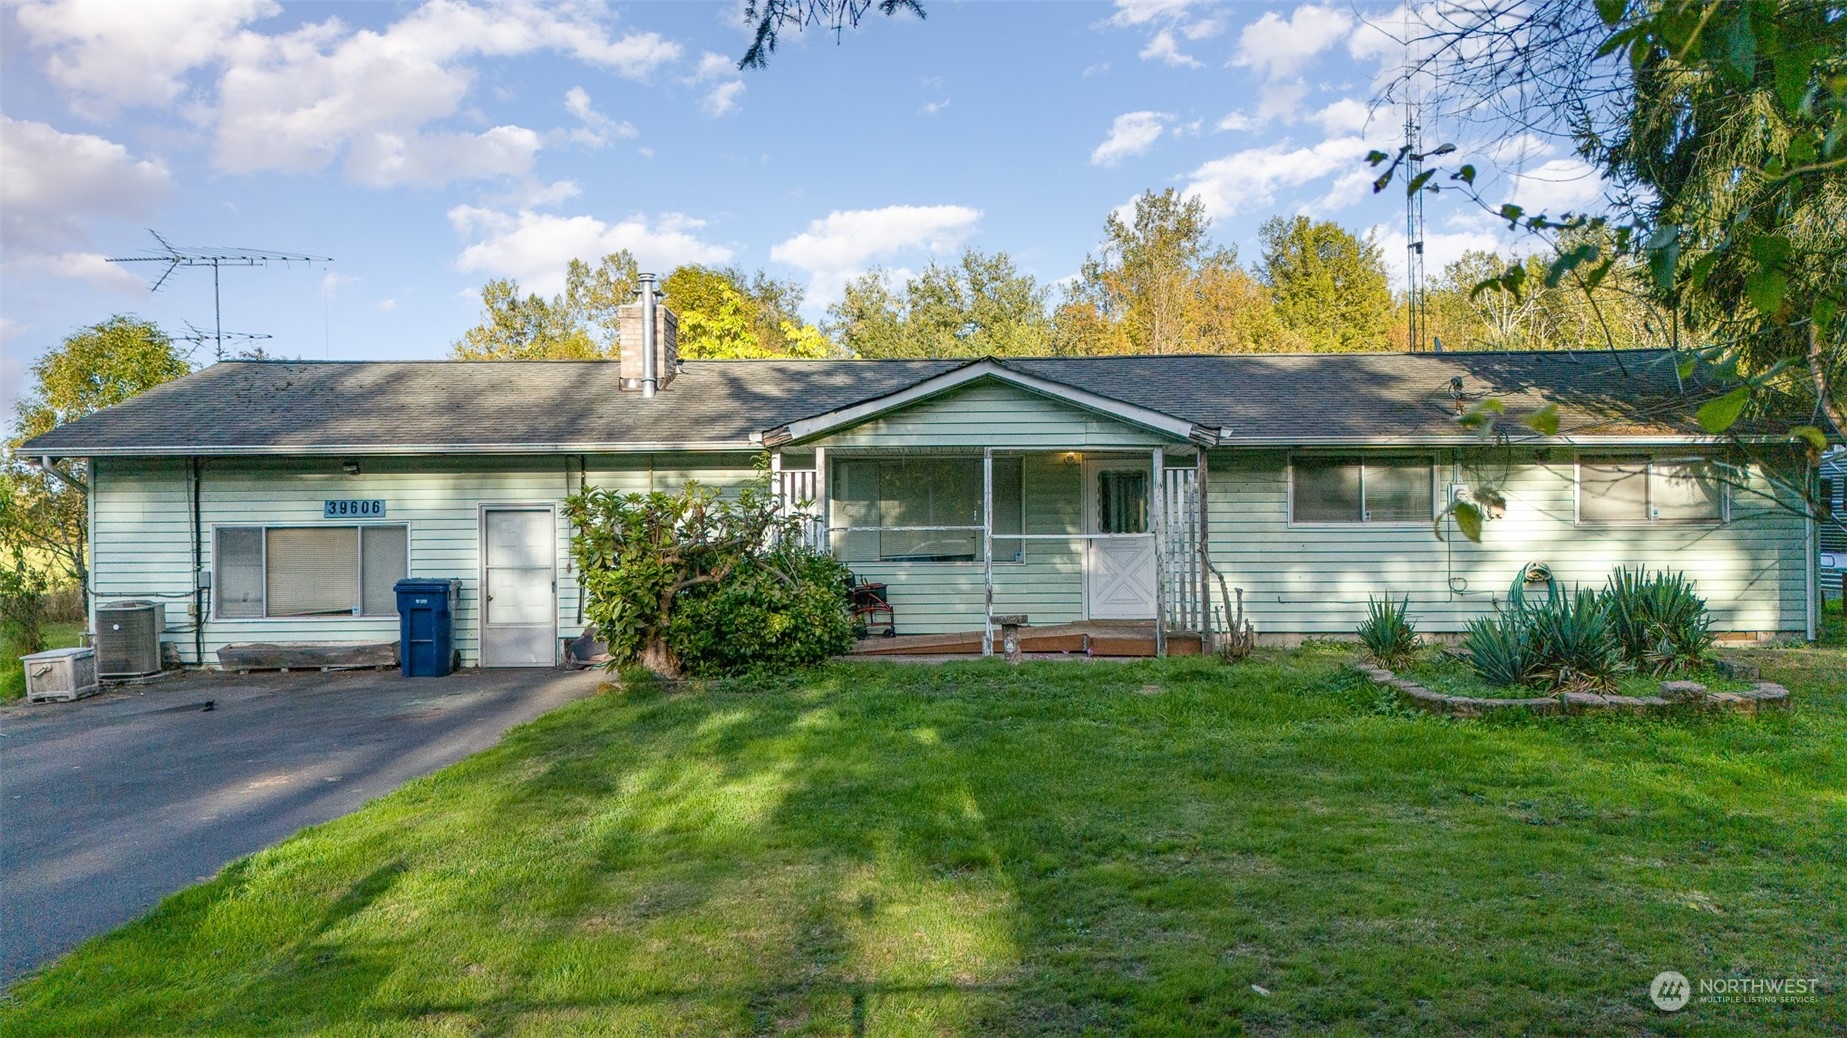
(0, 116, 172, 248)
(1234, 5, 1354, 79)
(40, 251, 152, 293)
(1108, 1, 1201, 28)
(1179, 135, 1369, 219)
(209, 2, 679, 184)
(1140, 29, 1202, 68)
(771, 204, 981, 303)
(1091, 111, 1171, 166)
(450, 207, 732, 294)
(920, 98, 951, 116)
(703, 80, 746, 117)
(1314, 98, 1375, 137)
(1216, 111, 1255, 132)
(1372, 224, 1507, 292)
(563, 86, 637, 148)
(1503, 157, 1607, 215)
(686, 49, 744, 116)
(1256, 80, 1310, 123)
(14, 0, 276, 111)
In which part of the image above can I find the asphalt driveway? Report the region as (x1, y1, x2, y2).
(0, 666, 602, 986)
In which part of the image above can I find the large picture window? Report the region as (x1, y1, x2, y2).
(1578, 457, 1725, 524)
(1290, 457, 1434, 523)
(215, 525, 409, 618)
(833, 457, 1024, 562)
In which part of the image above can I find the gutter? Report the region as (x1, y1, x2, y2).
(25, 440, 760, 460)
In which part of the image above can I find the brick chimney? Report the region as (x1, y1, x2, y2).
(617, 273, 679, 394)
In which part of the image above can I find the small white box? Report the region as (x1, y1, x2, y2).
(21, 646, 99, 703)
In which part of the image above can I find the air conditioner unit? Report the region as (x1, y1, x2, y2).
(95, 601, 165, 678)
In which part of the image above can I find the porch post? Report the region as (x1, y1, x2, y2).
(813, 446, 829, 552)
(983, 448, 995, 658)
(1151, 447, 1166, 657)
(1197, 449, 1212, 654)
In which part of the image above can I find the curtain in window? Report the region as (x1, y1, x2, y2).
(266, 527, 360, 616)
(1365, 462, 1434, 522)
(1293, 460, 1361, 522)
(360, 526, 409, 616)
(215, 527, 264, 618)
(1579, 460, 1651, 523)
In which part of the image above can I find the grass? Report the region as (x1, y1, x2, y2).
(1, 621, 85, 702)
(3, 622, 1843, 1035)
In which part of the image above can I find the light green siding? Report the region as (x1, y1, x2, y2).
(91, 453, 759, 667)
(1204, 449, 1808, 637)
(836, 452, 1087, 634)
(810, 381, 1180, 450)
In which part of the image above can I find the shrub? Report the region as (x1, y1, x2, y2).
(1524, 588, 1626, 692)
(1601, 566, 1714, 674)
(1357, 595, 1418, 666)
(565, 472, 852, 678)
(1, 546, 47, 661)
(1463, 615, 1532, 688)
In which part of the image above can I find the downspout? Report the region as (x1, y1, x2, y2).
(639, 272, 659, 399)
(190, 457, 206, 667)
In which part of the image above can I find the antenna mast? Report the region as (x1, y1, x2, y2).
(1396, 88, 1425, 350)
(106, 230, 331, 361)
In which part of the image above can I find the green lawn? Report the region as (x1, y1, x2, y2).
(3, 623, 1843, 1035)
(1, 621, 86, 702)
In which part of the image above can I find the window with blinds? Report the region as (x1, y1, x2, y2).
(1290, 457, 1435, 523)
(1578, 457, 1724, 524)
(214, 525, 408, 618)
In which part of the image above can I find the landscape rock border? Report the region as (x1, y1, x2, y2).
(1351, 662, 1790, 718)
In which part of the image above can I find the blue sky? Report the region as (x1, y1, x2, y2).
(1, 1, 1608, 411)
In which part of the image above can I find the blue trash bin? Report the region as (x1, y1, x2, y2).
(395, 578, 461, 677)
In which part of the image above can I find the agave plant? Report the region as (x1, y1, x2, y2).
(1525, 588, 1626, 692)
(1358, 594, 1418, 667)
(1463, 615, 1533, 688)
(1602, 566, 1714, 675)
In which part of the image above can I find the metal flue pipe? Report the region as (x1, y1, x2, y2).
(639, 272, 658, 398)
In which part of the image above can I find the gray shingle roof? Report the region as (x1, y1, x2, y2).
(18, 349, 1732, 457)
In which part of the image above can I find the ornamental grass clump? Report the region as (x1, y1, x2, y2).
(1601, 566, 1714, 675)
(1357, 594, 1418, 667)
(1524, 588, 1626, 692)
(1462, 615, 1532, 688)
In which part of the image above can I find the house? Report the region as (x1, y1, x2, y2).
(18, 295, 1826, 667)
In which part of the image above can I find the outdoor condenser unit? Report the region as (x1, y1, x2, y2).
(95, 601, 165, 678)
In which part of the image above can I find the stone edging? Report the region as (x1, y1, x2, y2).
(1350, 662, 1791, 717)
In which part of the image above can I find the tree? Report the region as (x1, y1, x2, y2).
(664, 265, 836, 359)
(739, 0, 924, 69)
(4, 316, 191, 597)
(1257, 216, 1393, 352)
(451, 252, 637, 360)
(829, 249, 1053, 358)
(1421, 242, 1668, 352)
(1056, 191, 1307, 355)
(1379, 0, 1845, 439)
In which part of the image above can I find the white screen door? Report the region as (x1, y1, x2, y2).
(1085, 460, 1157, 620)
(481, 507, 555, 666)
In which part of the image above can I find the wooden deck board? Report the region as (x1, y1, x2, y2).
(849, 622, 1200, 658)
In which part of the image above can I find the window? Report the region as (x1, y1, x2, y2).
(833, 457, 1024, 562)
(1290, 457, 1434, 523)
(1578, 457, 1724, 524)
(215, 525, 409, 618)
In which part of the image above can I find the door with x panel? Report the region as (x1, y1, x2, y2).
(1084, 460, 1157, 620)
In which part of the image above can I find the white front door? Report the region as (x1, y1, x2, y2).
(481, 507, 555, 667)
(1085, 460, 1157, 620)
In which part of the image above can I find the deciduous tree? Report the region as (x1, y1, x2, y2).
(827, 249, 1053, 358)
(1257, 216, 1393, 352)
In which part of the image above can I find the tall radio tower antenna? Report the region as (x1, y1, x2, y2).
(1403, 24, 1429, 354)
(106, 230, 331, 361)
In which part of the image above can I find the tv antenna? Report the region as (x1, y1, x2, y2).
(1404, 99, 1428, 352)
(106, 230, 331, 361)
(171, 321, 274, 359)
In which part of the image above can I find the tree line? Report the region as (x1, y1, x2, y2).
(452, 189, 1670, 362)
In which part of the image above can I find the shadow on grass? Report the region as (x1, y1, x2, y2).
(6, 647, 1845, 1036)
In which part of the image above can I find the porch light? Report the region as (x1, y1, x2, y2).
(341, 459, 362, 476)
